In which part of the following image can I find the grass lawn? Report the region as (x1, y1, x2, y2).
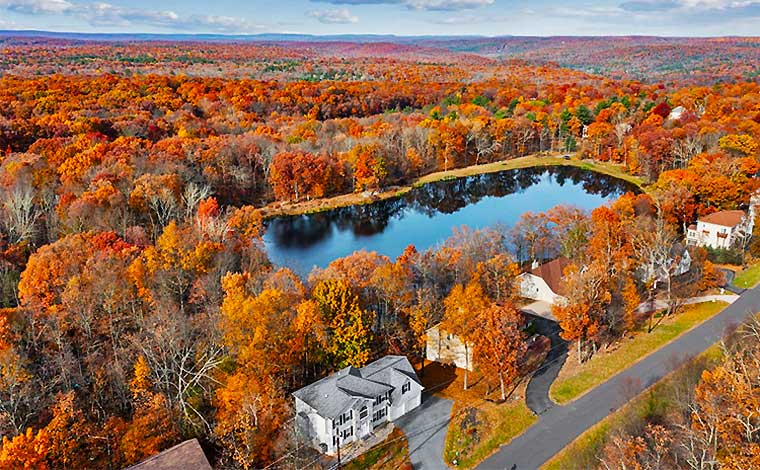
(344, 427, 411, 470)
(542, 344, 724, 470)
(734, 263, 760, 288)
(260, 153, 645, 219)
(415, 155, 645, 189)
(419, 361, 537, 469)
(443, 399, 536, 469)
(550, 301, 727, 405)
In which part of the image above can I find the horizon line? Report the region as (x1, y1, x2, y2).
(1, 29, 759, 41)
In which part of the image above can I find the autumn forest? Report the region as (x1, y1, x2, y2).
(0, 35, 759, 469)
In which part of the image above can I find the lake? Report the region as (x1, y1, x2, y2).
(263, 166, 638, 275)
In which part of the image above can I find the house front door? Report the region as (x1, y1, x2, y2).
(360, 417, 371, 437)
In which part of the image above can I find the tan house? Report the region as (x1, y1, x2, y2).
(518, 257, 570, 305)
(425, 323, 473, 371)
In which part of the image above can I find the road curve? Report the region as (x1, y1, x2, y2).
(478, 286, 760, 470)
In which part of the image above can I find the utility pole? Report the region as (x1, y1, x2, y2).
(336, 437, 341, 469)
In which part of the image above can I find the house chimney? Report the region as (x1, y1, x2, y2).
(531, 259, 539, 270)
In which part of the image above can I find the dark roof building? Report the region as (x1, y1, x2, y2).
(125, 439, 212, 470)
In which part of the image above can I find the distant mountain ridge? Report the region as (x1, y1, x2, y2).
(0, 30, 490, 43)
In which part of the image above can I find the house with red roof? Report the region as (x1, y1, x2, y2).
(517, 256, 570, 305)
(686, 210, 752, 250)
(124, 439, 212, 470)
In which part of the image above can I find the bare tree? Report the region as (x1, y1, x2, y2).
(1, 186, 40, 244)
(672, 134, 703, 169)
(134, 308, 224, 433)
(631, 210, 678, 331)
(182, 182, 211, 220)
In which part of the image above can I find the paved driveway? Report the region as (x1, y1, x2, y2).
(395, 395, 453, 470)
(523, 314, 567, 415)
(478, 285, 760, 470)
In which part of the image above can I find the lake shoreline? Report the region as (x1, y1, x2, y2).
(258, 154, 646, 220)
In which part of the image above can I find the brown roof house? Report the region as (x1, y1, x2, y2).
(124, 439, 212, 470)
(686, 210, 752, 250)
(518, 257, 570, 305)
(686, 191, 760, 250)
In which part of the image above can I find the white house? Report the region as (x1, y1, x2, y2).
(518, 257, 569, 305)
(293, 355, 423, 455)
(425, 323, 473, 371)
(638, 243, 692, 288)
(667, 106, 686, 121)
(686, 210, 752, 250)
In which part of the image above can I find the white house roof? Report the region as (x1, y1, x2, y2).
(292, 355, 421, 420)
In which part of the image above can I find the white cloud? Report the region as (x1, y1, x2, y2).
(0, 0, 264, 32)
(0, 0, 73, 14)
(428, 13, 508, 24)
(619, 0, 760, 12)
(307, 7, 359, 23)
(310, 0, 493, 12)
(405, 0, 492, 10)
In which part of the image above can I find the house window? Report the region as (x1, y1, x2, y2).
(333, 435, 338, 447)
(402, 381, 411, 394)
(336, 410, 352, 426)
(342, 426, 353, 439)
(373, 408, 387, 422)
(360, 406, 368, 419)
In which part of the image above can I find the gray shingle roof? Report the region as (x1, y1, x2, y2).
(293, 355, 420, 419)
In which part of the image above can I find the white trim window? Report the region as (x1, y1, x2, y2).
(402, 380, 411, 394)
(372, 407, 386, 422)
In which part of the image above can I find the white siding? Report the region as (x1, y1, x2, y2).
(518, 273, 562, 304)
(687, 221, 737, 249)
(295, 397, 334, 453)
(388, 371, 423, 420)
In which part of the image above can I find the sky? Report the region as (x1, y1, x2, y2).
(0, 0, 759, 36)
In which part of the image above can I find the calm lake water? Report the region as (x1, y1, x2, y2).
(263, 166, 637, 275)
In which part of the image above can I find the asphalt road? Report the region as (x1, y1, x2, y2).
(395, 394, 453, 470)
(524, 314, 568, 415)
(478, 285, 760, 470)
